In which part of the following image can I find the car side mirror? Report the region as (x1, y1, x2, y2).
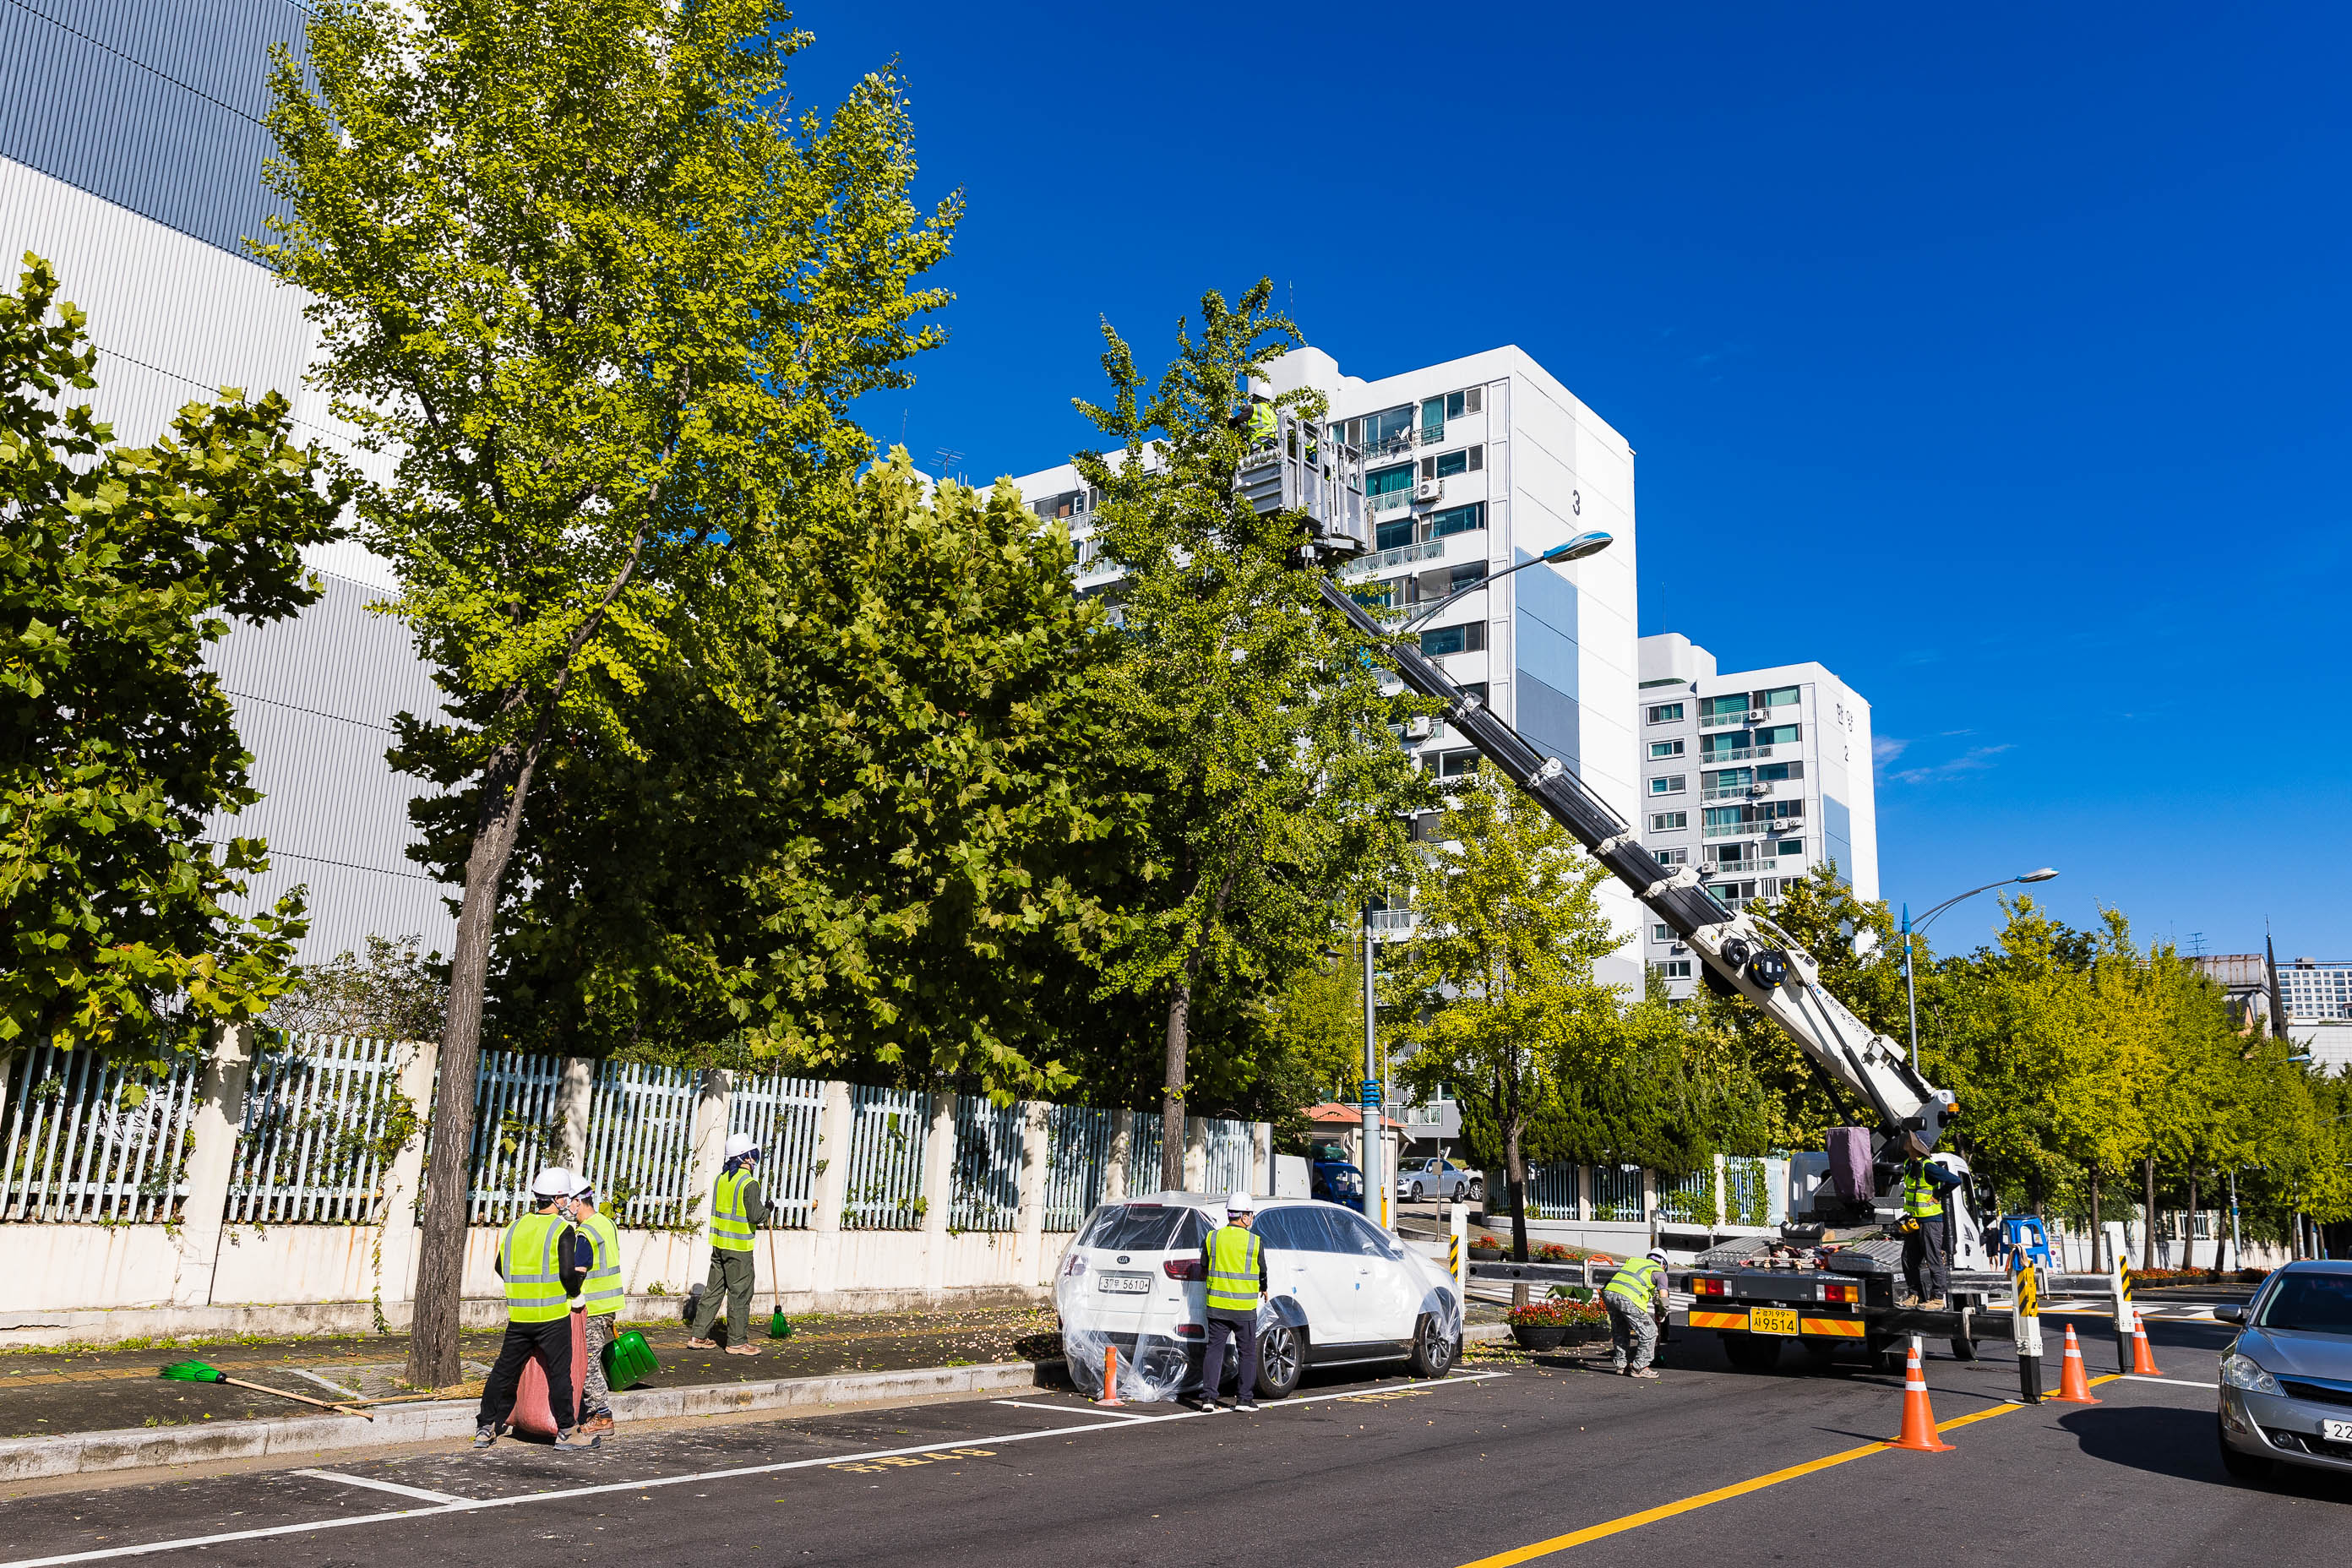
(2213, 1304, 2244, 1325)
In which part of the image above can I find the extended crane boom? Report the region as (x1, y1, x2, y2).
(1321, 575, 1957, 1149)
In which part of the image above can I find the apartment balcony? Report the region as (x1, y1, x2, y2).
(1699, 710, 1754, 729)
(1367, 908, 1416, 934)
(1699, 745, 1775, 765)
(1701, 783, 1772, 802)
(1702, 820, 1798, 840)
(1369, 488, 1414, 515)
(1708, 857, 1778, 875)
(1342, 538, 1446, 579)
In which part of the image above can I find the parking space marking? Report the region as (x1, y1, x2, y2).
(994, 1399, 1155, 1421)
(287, 1469, 470, 1505)
(0, 1371, 1505, 1568)
(829, 1445, 998, 1474)
(2119, 1375, 2217, 1388)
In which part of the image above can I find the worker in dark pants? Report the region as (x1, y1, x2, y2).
(1196, 1191, 1267, 1413)
(474, 1167, 596, 1451)
(1897, 1135, 1965, 1309)
(687, 1133, 767, 1353)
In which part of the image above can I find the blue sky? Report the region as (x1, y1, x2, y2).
(787, 1, 2349, 960)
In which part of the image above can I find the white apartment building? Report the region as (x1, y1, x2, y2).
(1635, 633, 1879, 997)
(1006, 344, 1647, 988)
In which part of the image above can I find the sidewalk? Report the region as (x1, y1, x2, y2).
(0, 1304, 1061, 1441)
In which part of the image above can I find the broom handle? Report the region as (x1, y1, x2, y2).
(220, 1375, 374, 1420)
(767, 1220, 782, 1313)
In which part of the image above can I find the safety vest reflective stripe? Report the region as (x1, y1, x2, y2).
(1249, 403, 1277, 444)
(1603, 1258, 1661, 1312)
(712, 1168, 755, 1251)
(1205, 1226, 1263, 1313)
(580, 1210, 624, 1314)
(1903, 1162, 1945, 1218)
(502, 1212, 570, 1323)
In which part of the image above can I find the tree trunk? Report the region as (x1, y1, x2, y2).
(1160, 977, 1190, 1192)
(2087, 1162, 2102, 1273)
(1504, 1112, 1527, 1308)
(404, 757, 537, 1389)
(2142, 1155, 2158, 1271)
(2186, 1168, 2201, 1275)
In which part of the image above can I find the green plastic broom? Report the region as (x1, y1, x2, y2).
(161, 1359, 373, 1419)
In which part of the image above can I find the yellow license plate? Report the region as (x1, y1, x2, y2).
(1750, 1307, 1800, 1337)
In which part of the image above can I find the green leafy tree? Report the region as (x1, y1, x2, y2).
(483, 456, 1124, 1099)
(259, 0, 956, 1386)
(1389, 761, 1623, 1260)
(1075, 283, 1429, 1187)
(1, 258, 345, 1051)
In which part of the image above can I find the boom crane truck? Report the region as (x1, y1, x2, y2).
(1311, 566, 2003, 1373)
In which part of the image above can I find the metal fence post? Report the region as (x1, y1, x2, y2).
(1016, 1102, 1049, 1284)
(809, 1080, 853, 1298)
(1106, 1112, 1131, 1202)
(921, 1092, 957, 1293)
(687, 1069, 732, 1255)
(171, 1024, 256, 1307)
(375, 1038, 438, 1311)
(553, 1057, 595, 1172)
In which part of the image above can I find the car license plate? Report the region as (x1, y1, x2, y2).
(1097, 1273, 1150, 1294)
(1750, 1306, 1799, 1337)
(2323, 1419, 2352, 1444)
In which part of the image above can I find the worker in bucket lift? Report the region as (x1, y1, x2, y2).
(569, 1176, 623, 1436)
(1602, 1248, 1671, 1379)
(687, 1132, 768, 1353)
(1897, 1134, 1963, 1309)
(474, 1166, 597, 1451)
(1195, 1190, 1269, 1413)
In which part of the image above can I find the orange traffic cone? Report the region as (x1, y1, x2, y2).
(1098, 1344, 1124, 1407)
(1889, 1337, 1954, 1453)
(2128, 1304, 2163, 1376)
(2053, 1323, 2099, 1404)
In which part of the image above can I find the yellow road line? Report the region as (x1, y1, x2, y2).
(1456, 1377, 2125, 1568)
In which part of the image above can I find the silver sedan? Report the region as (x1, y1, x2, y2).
(2215, 1260, 2352, 1480)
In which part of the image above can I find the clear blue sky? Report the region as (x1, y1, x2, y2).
(788, 1, 2349, 961)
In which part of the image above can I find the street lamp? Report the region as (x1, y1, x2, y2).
(1900, 868, 2057, 1063)
(1396, 531, 1613, 634)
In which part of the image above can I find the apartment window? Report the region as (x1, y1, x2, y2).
(1654, 961, 1692, 980)
(1758, 761, 1803, 782)
(1447, 562, 1489, 593)
(1654, 847, 1689, 866)
(1650, 739, 1685, 760)
(1649, 775, 1686, 797)
(1424, 446, 1484, 480)
(1649, 811, 1687, 831)
(1368, 462, 1414, 501)
(1652, 923, 1672, 943)
(1647, 703, 1685, 725)
(1776, 838, 1805, 858)
(1435, 749, 1481, 778)
(1353, 405, 1416, 455)
(1757, 723, 1800, 747)
(1429, 502, 1485, 538)
(1638, 678, 1685, 689)
(1376, 517, 1415, 551)
(1419, 622, 1485, 657)
(1761, 685, 1799, 708)
(1702, 694, 1750, 719)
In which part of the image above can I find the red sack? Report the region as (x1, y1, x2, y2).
(508, 1311, 589, 1440)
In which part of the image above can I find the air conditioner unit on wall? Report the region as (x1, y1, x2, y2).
(1414, 479, 1442, 504)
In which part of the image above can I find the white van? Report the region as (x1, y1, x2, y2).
(1054, 1191, 1462, 1402)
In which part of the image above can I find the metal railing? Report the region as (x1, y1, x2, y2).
(727, 1070, 826, 1229)
(1699, 745, 1775, 764)
(1368, 488, 1414, 514)
(1701, 783, 1771, 801)
(227, 1033, 409, 1225)
(1703, 819, 1799, 839)
(1041, 1104, 1118, 1232)
(466, 1051, 569, 1225)
(582, 1061, 703, 1230)
(1699, 711, 1751, 729)
(1342, 538, 1445, 578)
(843, 1086, 932, 1230)
(1709, 857, 1778, 874)
(950, 1096, 1024, 1233)
(0, 1042, 203, 1223)
(1367, 909, 1415, 932)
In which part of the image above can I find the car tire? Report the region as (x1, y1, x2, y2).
(1949, 1336, 1978, 1362)
(1408, 1182, 1424, 1203)
(2217, 1427, 2271, 1481)
(1467, 1179, 1483, 1201)
(1722, 1332, 1782, 1373)
(1408, 1313, 1460, 1379)
(1255, 1323, 1305, 1401)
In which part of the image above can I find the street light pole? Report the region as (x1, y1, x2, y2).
(1900, 868, 2059, 1062)
(1362, 906, 1381, 1227)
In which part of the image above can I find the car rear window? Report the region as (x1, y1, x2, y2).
(2256, 1272, 2352, 1335)
(1076, 1204, 1210, 1252)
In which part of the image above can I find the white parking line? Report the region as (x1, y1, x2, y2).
(288, 1469, 470, 1505)
(1, 1371, 1506, 1567)
(2118, 1375, 2219, 1389)
(993, 1399, 1155, 1422)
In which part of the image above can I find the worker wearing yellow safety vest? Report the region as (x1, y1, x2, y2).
(1247, 399, 1277, 448)
(569, 1176, 624, 1436)
(1897, 1134, 1963, 1310)
(687, 1133, 769, 1354)
(1602, 1248, 1671, 1380)
(474, 1167, 596, 1451)
(1195, 1191, 1269, 1413)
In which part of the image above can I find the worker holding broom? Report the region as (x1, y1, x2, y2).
(475, 1167, 597, 1451)
(686, 1133, 768, 1353)
(570, 1176, 624, 1437)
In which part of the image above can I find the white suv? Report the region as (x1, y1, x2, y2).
(1054, 1191, 1462, 1403)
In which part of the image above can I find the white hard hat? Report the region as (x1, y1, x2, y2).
(1226, 1190, 1255, 1214)
(531, 1166, 574, 1198)
(1647, 1247, 1669, 1263)
(724, 1132, 758, 1159)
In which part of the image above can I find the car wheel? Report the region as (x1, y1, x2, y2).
(1949, 1336, 1978, 1362)
(1408, 1313, 1460, 1379)
(1255, 1323, 1305, 1401)
(1467, 1179, 1483, 1200)
(2217, 1423, 2271, 1481)
(1408, 1182, 1424, 1203)
(1722, 1332, 1782, 1373)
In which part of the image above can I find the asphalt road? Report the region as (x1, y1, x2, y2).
(3, 1307, 2341, 1568)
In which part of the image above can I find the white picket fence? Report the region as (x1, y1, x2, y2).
(0, 1043, 204, 1223)
(727, 1070, 826, 1229)
(842, 1085, 931, 1231)
(226, 1034, 407, 1225)
(580, 1060, 703, 1231)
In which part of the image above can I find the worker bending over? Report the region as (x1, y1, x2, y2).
(570, 1176, 624, 1435)
(1898, 1135, 1964, 1309)
(475, 1166, 597, 1451)
(1196, 1190, 1267, 1413)
(1603, 1248, 1671, 1379)
(687, 1133, 767, 1353)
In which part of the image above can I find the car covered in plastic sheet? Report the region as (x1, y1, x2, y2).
(1054, 1191, 1462, 1405)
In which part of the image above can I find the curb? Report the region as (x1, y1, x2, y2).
(0, 1358, 1065, 1484)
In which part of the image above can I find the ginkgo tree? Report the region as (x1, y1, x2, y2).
(259, 0, 958, 1388)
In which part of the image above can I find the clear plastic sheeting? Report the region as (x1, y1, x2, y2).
(1055, 1200, 1212, 1404)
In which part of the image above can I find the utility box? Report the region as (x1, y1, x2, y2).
(1274, 1153, 1309, 1199)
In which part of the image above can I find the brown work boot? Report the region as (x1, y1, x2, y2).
(684, 1338, 718, 1349)
(1921, 1296, 1948, 1310)
(581, 1413, 615, 1436)
(725, 1343, 760, 1356)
